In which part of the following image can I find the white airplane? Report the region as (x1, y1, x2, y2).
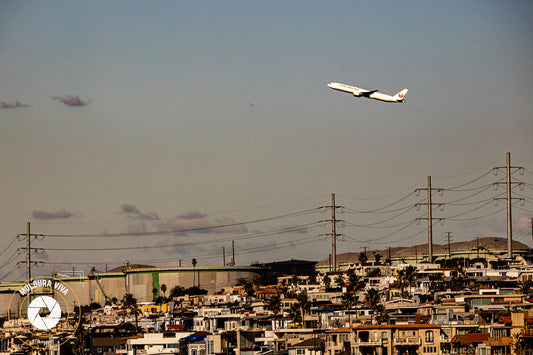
(327, 82, 408, 103)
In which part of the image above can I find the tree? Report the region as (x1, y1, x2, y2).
(347, 270, 364, 293)
(243, 281, 255, 302)
(519, 279, 533, 295)
(335, 274, 345, 289)
(235, 277, 249, 287)
(268, 295, 282, 315)
(252, 275, 263, 289)
(358, 252, 368, 266)
(366, 268, 381, 278)
(374, 253, 382, 265)
(192, 258, 198, 287)
(296, 291, 311, 328)
(184, 286, 208, 295)
(71, 309, 87, 355)
(341, 292, 354, 326)
(169, 285, 185, 298)
(323, 274, 331, 291)
(122, 293, 137, 308)
(396, 265, 417, 296)
(131, 304, 142, 333)
(364, 288, 381, 324)
(450, 267, 466, 291)
(152, 287, 158, 302)
(429, 273, 444, 293)
(160, 284, 167, 299)
(374, 304, 389, 324)
(291, 274, 299, 286)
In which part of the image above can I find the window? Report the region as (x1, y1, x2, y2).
(296, 349, 306, 355)
(381, 331, 388, 340)
(425, 330, 434, 343)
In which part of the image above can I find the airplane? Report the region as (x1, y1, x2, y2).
(327, 82, 408, 103)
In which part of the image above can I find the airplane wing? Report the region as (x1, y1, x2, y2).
(359, 89, 378, 97)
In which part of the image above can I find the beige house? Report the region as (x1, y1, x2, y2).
(351, 324, 441, 355)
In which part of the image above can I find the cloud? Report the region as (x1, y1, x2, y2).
(127, 222, 147, 234)
(0, 100, 30, 109)
(159, 211, 248, 235)
(120, 204, 160, 220)
(51, 95, 88, 107)
(32, 209, 74, 220)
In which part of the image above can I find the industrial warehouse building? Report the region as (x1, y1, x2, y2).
(0, 264, 262, 315)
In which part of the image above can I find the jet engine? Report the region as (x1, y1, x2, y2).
(352, 90, 361, 97)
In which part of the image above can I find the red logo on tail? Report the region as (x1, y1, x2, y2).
(398, 93, 404, 98)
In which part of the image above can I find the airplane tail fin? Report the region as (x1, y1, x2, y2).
(393, 89, 408, 102)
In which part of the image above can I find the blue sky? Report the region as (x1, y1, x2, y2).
(1, 1, 532, 279)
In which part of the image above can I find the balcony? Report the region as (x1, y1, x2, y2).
(393, 337, 421, 346)
(355, 339, 383, 347)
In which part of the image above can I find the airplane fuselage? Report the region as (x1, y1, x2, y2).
(327, 82, 407, 103)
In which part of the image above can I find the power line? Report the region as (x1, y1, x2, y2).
(42, 208, 318, 238)
(42, 223, 320, 251)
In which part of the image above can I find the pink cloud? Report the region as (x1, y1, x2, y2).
(32, 209, 74, 220)
(51, 95, 88, 107)
(0, 100, 30, 109)
(120, 204, 160, 220)
(127, 222, 147, 234)
(159, 211, 248, 235)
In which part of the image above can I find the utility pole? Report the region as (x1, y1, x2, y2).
(319, 194, 344, 272)
(232, 240, 235, 266)
(17, 223, 44, 280)
(26, 222, 31, 280)
(446, 232, 452, 261)
(332, 194, 337, 272)
(493, 152, 524, 259)
(415, 177, 443, 264)
(223, 246, 226, 266)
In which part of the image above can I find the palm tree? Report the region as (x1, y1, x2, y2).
(252, 275, 263, 289)
(374, 304, 389, 324)
(335, 274, 345, 289)
(364, 288, 381, 324)
(347, 270, 363, 293)
(131, 304, 142, 333)
(374, 253, 382, 265)
(341, 292, 354, 327)
(169, 285, 185, 298)
(244, 281, 254, 303)
(358, 252, 368, 266)
(152, 287, 158, 302)
(235, 277, 248, 286)
(396, 265, 417, 297)
(291, 274, 299, 286)
(288, 303, 301, 325)
(122, 293, 137, 308)
(192, 258, 198, 287)
(72, 309, 87, 355)
(323, 274, 331, 290)
(268, 295, 282, 315)
(296, 291, 311, 328)
(160, 284, 167, 299)
(520, 279, 533, 295)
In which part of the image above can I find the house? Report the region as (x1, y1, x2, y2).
(351, 324, 441, 355)
(288, 338, 326, 355)
(325, 327, 350, 355)
(450, 333, 490, 355)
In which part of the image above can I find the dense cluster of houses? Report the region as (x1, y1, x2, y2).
(3, 259, 533, 354)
